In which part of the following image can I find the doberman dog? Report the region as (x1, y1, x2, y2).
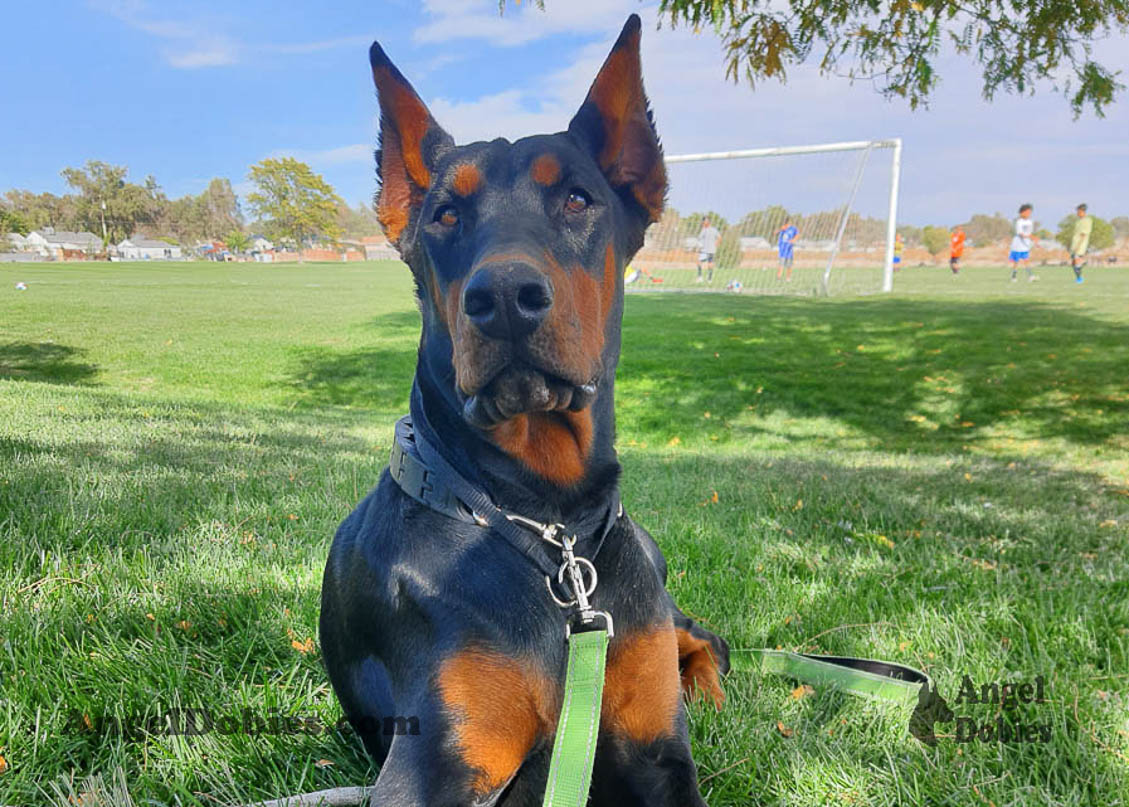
(320, 15, 729, 806)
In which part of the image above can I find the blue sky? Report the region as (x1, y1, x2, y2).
(3, 0, 1128, 227)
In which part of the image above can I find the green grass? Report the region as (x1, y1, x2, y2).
(1, 261, 1127, 806)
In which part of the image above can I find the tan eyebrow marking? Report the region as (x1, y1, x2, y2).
(452, 162, 482, 197)
(530, 154, 561, 187)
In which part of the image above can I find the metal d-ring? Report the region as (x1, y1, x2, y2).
(544, 557, 598, 609)
(558, 556, 597, 599)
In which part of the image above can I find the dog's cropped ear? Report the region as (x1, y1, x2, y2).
(567, 14, 666, 224)
(370, 42, 454, 252)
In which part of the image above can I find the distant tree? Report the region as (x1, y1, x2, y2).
(0, 206, 29, 237)
(225, 230, 252, 254)
(1056, 214, 1114, 251)
(681, 211, 729, 238)
(1110, 216, 1129, 240)
(921, 225, 950, 259)
(246, 158, 343, 259)
(897, 224, 923, 246)
(735, 205, 790, 239)
(963, 213, 1014, 246)
(336, 201, 382, 240)
(841, 213, 887, 246)
(199, 179, 243, 238)
(60, 161, 164, 246)
(716, 226, 744, 269)
(658, 0, 1127, 116)
(4, 189, 80, 232)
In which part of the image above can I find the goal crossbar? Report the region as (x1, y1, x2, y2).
(664, 139, 903, 292)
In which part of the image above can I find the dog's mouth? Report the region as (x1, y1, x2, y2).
(461, 365, 597, 429)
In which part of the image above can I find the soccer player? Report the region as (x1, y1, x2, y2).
(1009, 203, 1038, 282)
(1070, 203, 1092, 284)
(696, 218, 720, 283)
(776, 218, 799, 281)
(949, 225, 966, 274)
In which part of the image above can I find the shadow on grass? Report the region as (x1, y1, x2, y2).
(619, 295, 1129, 451)
(0, 341, 99, 384)
(283, 310, 419, 412)
(276, 294, 1128, 452)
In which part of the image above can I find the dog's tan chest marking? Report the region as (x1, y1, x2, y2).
(438, 648, 558, 795)
(602, 621, 681, 743)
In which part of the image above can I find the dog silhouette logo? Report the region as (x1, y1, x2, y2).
(909, 680, 954, 746)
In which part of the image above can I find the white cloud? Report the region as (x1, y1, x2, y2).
(91, 0, 240, 68)
(269, 144, 373, 167)
(89, 0, 375, 69)
(414, 0, 642, 47)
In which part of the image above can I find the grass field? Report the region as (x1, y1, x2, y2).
(1, 260, 1127, 806)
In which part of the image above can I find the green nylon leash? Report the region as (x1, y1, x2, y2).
(541, 643, 929, 806)
(729, 649, 929, 708)
(542, 628, 610, 807)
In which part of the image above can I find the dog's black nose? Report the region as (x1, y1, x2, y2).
(463, 263, 553, 341)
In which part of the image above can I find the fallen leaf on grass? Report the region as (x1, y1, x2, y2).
(1099, 520, 1118, 528)
(0, 753, 7, 774)
(790, 685, 815, 700)
(776, 721, 794, 737)
(315, 759, 335, 768)
(291, 638, 316, 655)
(667, 436, 681, 447)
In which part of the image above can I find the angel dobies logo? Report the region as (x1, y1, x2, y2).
(909, 675, 1051, 745)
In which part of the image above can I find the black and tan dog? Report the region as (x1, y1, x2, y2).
(320, 15, 729, 805)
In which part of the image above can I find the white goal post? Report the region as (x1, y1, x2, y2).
(641, 139, 903, 295)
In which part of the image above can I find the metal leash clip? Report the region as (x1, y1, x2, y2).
(505, 514, 614, 638)
(550, 534, 614, 638)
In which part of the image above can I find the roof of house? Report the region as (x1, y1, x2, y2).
(123, 237, 178, 249)
(41, 230, 100, 245)
(7, 233, 27, 244)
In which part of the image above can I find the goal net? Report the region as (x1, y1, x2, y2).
(627, 140, 902, 296)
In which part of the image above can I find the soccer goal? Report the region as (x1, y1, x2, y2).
(627, 139, 902, 296)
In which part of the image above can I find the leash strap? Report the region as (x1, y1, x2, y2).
(542, 629, 609, 807)
(729, 649, 929, 706)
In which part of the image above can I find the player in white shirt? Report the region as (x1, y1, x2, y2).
(696, 218, 721, 283)
(1008, 203, 1038, 282)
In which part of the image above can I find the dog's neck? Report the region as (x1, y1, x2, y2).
(409, 363, 621, 530)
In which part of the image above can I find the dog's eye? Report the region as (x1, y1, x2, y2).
(434, 205, 459, 228)
(564, 189, 590, 214)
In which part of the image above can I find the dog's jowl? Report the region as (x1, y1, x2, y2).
(320, 15, 729, 806)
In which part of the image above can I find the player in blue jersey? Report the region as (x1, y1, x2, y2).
(776, 219, 799, 281)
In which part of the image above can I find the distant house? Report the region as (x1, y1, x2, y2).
(117, 237, 183, 260)
(5, 232, 28, 251)
(250, 234, 274, 252)
(24, 228, 102, 257)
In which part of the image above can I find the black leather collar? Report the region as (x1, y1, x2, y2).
(388, 413, 621, 579)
